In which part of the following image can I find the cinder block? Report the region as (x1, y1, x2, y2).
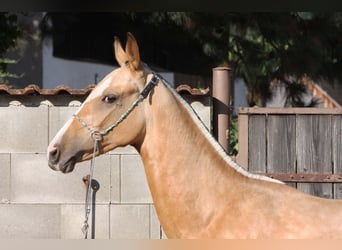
(0, 106, 48, 153)
(0, 154, 10, 203)
(110, 204, 150, 239)
(109, 145, 138, 154)
(150, 205, 162, 239)
(183, 96, 211, 130)
(11, 153, 111, 204)
(61, 204, 110, 239)
(44, 96, 83, 107)
(121, 154, 153, 203)
(110, 155, 120, 203)
(0, 204, 60, 238)
(48, 106, 80, 142)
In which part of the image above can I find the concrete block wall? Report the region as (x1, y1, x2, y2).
(0, 94, 211, 239)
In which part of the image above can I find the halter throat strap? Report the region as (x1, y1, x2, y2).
(73, 72, 160, 139)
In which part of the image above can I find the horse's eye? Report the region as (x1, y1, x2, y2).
(102, 95, 117, 104)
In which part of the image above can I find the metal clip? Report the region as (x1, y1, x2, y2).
(82, 221, 89, 238)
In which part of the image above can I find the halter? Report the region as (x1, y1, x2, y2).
(73, 72, 160, 140)
(75, 72, 159, 238)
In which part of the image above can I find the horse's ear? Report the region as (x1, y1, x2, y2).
(114, 36, 128, 66)
(125, 32, 141, 70)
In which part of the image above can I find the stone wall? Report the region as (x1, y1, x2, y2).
(0, 93, 211, 239)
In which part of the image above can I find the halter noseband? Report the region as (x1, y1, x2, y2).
(72, 72, 159, 140)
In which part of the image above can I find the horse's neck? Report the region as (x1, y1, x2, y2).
(137, 80, 247, 237)
(140, 79, 235, 179)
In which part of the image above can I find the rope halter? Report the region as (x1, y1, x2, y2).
(72, 72, 159, 140)
(73, 72, 159, 238)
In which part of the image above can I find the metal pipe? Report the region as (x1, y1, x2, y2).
(91, 179, 100, 239)
(212, 66, 232, 152)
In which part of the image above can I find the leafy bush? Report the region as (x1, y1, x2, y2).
(0, 13, 23, 84)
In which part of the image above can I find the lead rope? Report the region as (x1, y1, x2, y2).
(81, 132, 102, 239)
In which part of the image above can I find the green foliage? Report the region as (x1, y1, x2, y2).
(226, 13, 342, 106)
(45, 12, 342, 107)
(229, 116, 238, 156)
(0, 12, 23, 84)
(0, 57, 23, 80)
(128, 12, 342, 107)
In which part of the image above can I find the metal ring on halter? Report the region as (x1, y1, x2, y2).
(91, 131, 103, 142)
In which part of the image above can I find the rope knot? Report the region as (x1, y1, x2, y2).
(91, 131, 103, 142)
(82, 221, 89, 238)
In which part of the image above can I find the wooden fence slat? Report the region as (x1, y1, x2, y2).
(236, 113, 249, 169)
(267, 115, 296, 187)
(248, 115, 266, 173)
(333, 115, 342, 199)
(239, 107, 342, 115)
(238, 108, 342, 200)
(263, 173, 342, 183)
(296, 115, 333, 199)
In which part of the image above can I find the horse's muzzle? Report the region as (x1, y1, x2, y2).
(47, 145, 76, 173)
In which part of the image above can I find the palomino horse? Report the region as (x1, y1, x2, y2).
(48, 33, 342, 239)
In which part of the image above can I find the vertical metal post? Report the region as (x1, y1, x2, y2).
(212, 66, 232, 152)
(91, 179, 100, 239)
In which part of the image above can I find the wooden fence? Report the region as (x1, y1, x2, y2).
(236, 107, 342, 199)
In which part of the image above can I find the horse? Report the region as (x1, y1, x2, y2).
(47, 32, 342, 239)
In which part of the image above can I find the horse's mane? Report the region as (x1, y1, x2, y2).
(155, 72, 283, 184)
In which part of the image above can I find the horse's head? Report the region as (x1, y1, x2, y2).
(47, 33, 152, 173)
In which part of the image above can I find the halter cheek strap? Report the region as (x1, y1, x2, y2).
(72, 72, 159, 139)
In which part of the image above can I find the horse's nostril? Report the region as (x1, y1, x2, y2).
(49, 146, 60, 164)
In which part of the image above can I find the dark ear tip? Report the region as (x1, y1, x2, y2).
(126, 32, 135, 40)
